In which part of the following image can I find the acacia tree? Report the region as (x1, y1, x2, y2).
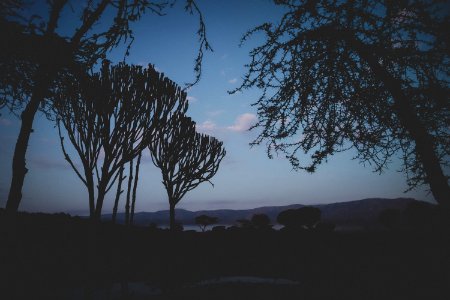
(1, 0, 211, 214)
(150, 113, 226, 230)
(54, 62, 188, 220)
(195, 214, 218, 232)
(232, 0, 449, 207)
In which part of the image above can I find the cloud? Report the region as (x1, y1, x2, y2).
(196, 120, 217, 133)
(187, 96, 198, 103)
(228, 78, 238, 84)
(221, 54, 228, 60)
(0, 118, 12, 126)
(226, 113, 257, 132)
(195, 113, 257, 135)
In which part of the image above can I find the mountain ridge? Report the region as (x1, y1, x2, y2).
(104, 197, 430, 228)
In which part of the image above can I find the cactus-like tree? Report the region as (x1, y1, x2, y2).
(54, 62, 187, 220)
(1, 0, 211, 214)
(150, 113, 226, 230)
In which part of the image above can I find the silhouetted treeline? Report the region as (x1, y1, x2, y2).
(0, 209, 448, 299)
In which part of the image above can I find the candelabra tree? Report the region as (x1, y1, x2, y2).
(150, 113, 226, 230)
(54, 62, 188, 220)
(1, 0, 211, 214)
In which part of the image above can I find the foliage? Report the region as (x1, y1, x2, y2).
(277, 206, 321, 230)
(150, 113, 226, 230)
(0, 0, 211, 113)
(251, 213, 272, 229)
(232, 0, 449, 205)
(1, 0, 211, 213)
(195, 214, 218, 232)
(236, 218, 253, 229)
(54, 62, 187, 219)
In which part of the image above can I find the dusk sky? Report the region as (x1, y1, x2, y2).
(0, 0, 435, 215)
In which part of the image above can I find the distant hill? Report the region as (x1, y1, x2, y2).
(103, 198, 428, 229)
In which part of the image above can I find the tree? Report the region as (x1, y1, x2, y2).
(236, 218, 253, 229)
(195, 215, 218, 232)
(277, 207, 321, 230)
(251, 213, 272, 230)
(232, 0, 449, 207)
(54, 62, 187, 220)
(150, 113, 226, 231)
(1, 0, 211, 214)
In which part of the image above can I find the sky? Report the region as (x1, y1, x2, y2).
(0, 0, 435, 215)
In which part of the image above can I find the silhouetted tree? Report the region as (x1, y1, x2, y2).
(129, 152, 142, 226)
(54, 62, 188, 220)
(195, 215, 218, 232)
(378, 208, 401, 230)
(236, 218, 252, 229)
(173, 222, 184, 232)
(277, 207, 321, 230)
(251, 213, 272, 230)
(124, 157, 134, 226)
(232, 0, 449, 207)
(112, 165, 125, 224)
(1, 0, 211, 214)
(150, 113, 226, 230)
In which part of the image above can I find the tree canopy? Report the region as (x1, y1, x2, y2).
(195, 215, 218, 232)
(1, 0, 211, 214)
(277, 207, 321, 230)
(150, 113, 226, 230)
(233, 0, 449, 206)
(54, 62, 188, 220)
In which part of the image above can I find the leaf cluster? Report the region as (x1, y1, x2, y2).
(150, 113, 226, 206)
(232, 0, 449, 190)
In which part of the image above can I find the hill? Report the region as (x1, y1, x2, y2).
(104, 197, 426, 229)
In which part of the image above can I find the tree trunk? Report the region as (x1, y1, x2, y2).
(124, 159, 134, 226)
(5, 0, 67, 214)
(345, 33, 450, 208)
(6, 67, 53, 214)
(112, 166, 124, 224)
(169, 202, 176, 231)
(130, 152, 142, 226)
(309, 28, 450, 207)
(93, 189, 106, 222)
(85, 170, 96, 219)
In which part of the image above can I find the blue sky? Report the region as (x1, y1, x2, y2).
(0, 0, 434, 215)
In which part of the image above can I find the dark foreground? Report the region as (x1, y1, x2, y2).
(0, 212, 448, 299)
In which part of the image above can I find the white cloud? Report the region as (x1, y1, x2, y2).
(187, 96, 198, 103)
(227, 113, 257, 132)
(228, 78, 238, 84)
(221, 54, 228, 60)
(196, 120, 217, 133)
